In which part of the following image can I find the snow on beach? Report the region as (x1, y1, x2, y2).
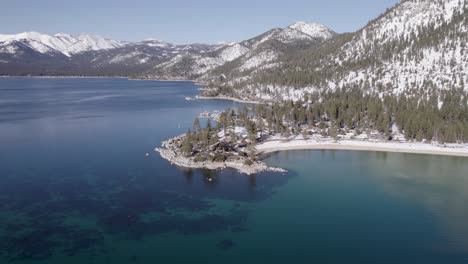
(256, 135, 468, 157)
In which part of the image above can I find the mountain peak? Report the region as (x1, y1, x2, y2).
(288, 22, 335, 39)
(54, 33, 72, 37)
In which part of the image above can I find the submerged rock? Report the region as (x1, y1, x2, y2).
(217, 239, 235, 250)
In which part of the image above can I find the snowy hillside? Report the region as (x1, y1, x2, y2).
(145, 22, 335, 80)
(144, 43, 249, 79)
(218, 44, 250, 62)
(274, 22, 335, 43)
(204, 22, 335, 80)
(330, 0, 468, 95)
(211, 0, 468, 102)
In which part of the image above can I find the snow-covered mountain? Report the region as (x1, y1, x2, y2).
(274, 22, 335, 43)
(329, 0, 468, 94)
(208, 0, 468, 102)
(83, 40, 221, 67)
(0, 32, 126, 57)
(213, 22, 336, 76)
(143, 42, 250, 79)
(0, 32, 223, 76)
(144, 22, 336, 80)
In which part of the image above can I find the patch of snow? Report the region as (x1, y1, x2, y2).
(218, 44, 249, 62)
(108, 52, 148, 64)
(0, 45, 19, 54)
(274, 28, 314, 43)
(239, 51, 277, 71)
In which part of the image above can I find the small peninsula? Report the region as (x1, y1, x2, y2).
(155, 109, 286, 175)
(156, 99, 468, 174)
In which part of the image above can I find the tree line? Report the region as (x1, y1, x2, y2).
(190, 86, 468, 145)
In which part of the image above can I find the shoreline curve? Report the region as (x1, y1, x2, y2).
(257, 142, 468, 158)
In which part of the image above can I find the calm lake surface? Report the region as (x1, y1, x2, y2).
(0, 78, 468, 264)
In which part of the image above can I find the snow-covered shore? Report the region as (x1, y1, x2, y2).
(156, 133, 468, 177)
(256, 137, 468, 157)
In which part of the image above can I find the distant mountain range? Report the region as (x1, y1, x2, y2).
(0, 22, 335, 77)
(0, 32, 126, 57)
(1, 0, 467, 101)
(0, 32, 224, 76)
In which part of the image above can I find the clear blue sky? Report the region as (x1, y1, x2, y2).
(2, 0, 399, 44)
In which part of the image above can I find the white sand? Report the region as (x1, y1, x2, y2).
(256, 138, 468, 157)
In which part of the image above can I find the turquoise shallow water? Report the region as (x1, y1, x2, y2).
(0, 78, 467, 263)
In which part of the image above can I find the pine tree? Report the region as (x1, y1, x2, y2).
(247, 120, 257, 145)
(181, 130, 193, 157)
(193, 118, 201, 135)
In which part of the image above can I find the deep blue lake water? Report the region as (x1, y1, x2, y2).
(0, 78, 467, 264)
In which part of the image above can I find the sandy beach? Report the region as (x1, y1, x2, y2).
(256, 139, 468, 157)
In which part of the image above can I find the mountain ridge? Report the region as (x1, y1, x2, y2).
(204, 0, 467, 102)
(0, 32, 126, 57)
(141, 22, 336, 80)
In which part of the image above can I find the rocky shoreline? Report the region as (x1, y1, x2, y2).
(155, 137, 286, 175)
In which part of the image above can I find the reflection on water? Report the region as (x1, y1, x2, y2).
(262, 150, 468, 263)
(370, 153, 468, 252)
